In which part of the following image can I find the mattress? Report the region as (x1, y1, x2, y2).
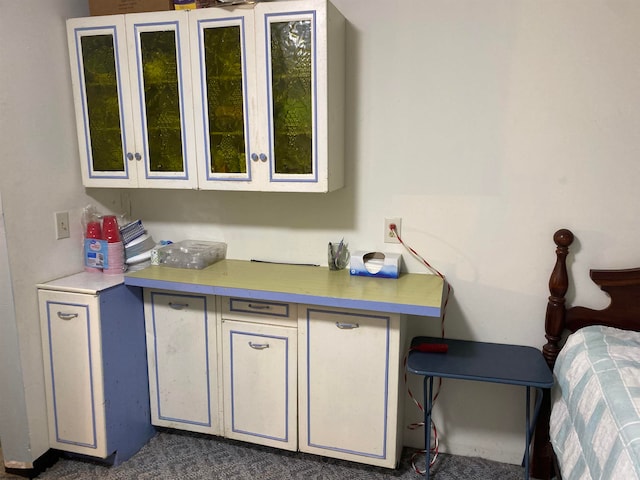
(550, 325, 640, 480)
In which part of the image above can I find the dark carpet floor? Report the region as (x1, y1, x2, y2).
(1, 429, 524, 479)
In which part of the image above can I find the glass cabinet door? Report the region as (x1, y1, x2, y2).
(190, 10, 257, 188)
(257, 2, 323, 189)
(126, 12, 197, 189)
(67, 16, 137, 187)
(268, 18, 313, 177)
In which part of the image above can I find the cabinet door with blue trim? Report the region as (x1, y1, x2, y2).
(298, 305, 403, 468)
(222, 319, 297, 451)
(144, 289, 220, 435)
(39, 290, 107, 458)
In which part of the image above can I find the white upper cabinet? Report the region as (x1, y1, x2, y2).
(189, 0, 344, 192)
(67, 11, 198, 188)
(67, 1, 344, 192)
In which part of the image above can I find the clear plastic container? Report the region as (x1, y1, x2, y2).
(153, 240, 227, 270)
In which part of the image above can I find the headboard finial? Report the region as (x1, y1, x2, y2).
(554, 228, 574, 248)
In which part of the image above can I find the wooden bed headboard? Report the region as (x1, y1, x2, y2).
(532, 228, 640, 479)
(542, 228, 640, 371)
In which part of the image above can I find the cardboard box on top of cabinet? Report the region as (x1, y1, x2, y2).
(88, 0, 174, 16)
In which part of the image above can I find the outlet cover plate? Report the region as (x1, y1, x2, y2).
(384, 217, 401, 243)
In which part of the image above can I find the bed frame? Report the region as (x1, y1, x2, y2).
(530, 228, 640, 479)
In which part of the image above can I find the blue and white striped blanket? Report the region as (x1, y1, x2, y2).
(550, 325, 640, 480)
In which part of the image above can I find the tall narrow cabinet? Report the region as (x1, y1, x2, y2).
(38, 273, 154, 464)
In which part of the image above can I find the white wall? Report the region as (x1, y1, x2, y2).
(0, 0, 123, 467)
(1, 0, 640, 468)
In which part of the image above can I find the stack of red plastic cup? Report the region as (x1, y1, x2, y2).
(102, 216, 125, 275)
(85, 221, 103, 273)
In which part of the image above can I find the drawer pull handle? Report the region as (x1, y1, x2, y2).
(169, 302, 188, 310)
(57, 312, 78, 320)
(248, 303, 271, 310)
(249, 342, 269, 350)
(336, 322, 359, 329)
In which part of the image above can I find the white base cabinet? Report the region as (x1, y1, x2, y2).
(38, 273, 154, 464)
(221, 298, 297, 451)
(143, 289, 221, 435)
(142, 287, 406, 468)
(127, 260, 443, 469)
(298, 305, 405, 468)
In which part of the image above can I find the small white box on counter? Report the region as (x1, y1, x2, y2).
(349, 251, 402, 279)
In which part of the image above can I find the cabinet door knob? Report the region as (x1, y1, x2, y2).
(169, 302, 188, 310)
(336, 322, 359, 329)
(251, 153, 259, 162)
(259, 153, 267, 162)
(57, 312, 78, 320)
(127, 152, 134, 161)
(135, 152, 142, 161)
(249, 342, 270, 350)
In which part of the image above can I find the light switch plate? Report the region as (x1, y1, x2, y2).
(55, 211, 70, 240)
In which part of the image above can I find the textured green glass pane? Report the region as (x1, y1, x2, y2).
(81, 35, 124, 172)
(204, 26, 246, 174)
(270, 20, 313, 175)
(140, 31, 184, 173)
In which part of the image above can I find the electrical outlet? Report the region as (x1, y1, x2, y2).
(55, 211, 70, 240)
(384, 217, 401, 244)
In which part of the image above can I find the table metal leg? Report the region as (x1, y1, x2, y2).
(522, 387, 545, 480)
(424, 376, 434, 480)
(524, 386, 530, 480)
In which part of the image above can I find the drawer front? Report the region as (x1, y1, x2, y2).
(222, 297, 297, 327)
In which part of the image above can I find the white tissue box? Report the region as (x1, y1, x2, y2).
(349, 251, 402, 279)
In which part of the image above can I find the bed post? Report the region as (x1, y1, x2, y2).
(531, 228, 573, 479)
(543, 228, 574, 368)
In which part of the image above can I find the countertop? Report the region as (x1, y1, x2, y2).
(37, 271, 124, 295)
(124, 259, 444, 317)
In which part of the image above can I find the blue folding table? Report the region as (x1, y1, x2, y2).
(406, 336, 553, 480)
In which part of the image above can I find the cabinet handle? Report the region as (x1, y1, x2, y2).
(127, 152, 134, 161)
(247, 303, 270, 310)
(135, 152, 142, 161)
(336, 322, 359, 329)
(251, 153, 259, 162)
(57, 312, 78, 320)
(169, 302, 188, 310)
(249, 342, 269, 350)
(259, 153, 267, 162)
